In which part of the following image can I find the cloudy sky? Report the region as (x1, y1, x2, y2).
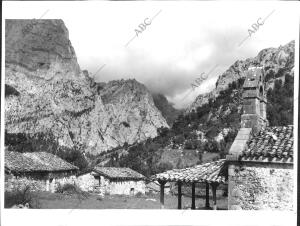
(3, 1, 299, 108)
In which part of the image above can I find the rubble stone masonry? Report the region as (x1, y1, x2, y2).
(5, 174, 77, 193)
(228, 162, 293, 210)
(76, 172, 146, 195)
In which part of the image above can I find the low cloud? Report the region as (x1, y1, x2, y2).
(4, 2, 295, 109)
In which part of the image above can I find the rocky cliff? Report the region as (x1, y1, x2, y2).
(187, 41, 295, 112)
(152, 93, 183, 126)
(5, 19, 168, 155)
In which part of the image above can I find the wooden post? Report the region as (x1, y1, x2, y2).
(191, 182, 196, 210)
(205, 182, 210, 209)
(159, 181, 165, 209)
(177, 182, 182, 209)
(211, 183, 218, 210)
(46, 179, 50, 192)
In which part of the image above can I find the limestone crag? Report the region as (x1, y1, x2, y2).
(86, 79, 170, 153)
(187, 41, 295, 112)
(5, 20, 168, 154)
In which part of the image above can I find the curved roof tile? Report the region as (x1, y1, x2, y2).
(242, 125, 293, 163)
(153, 159, 227, 184)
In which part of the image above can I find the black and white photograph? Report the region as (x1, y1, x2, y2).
(1, 1, 299, 226)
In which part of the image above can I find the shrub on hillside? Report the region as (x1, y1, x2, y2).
(5, 84, 20, 97)
(157, 162, 173, 173)
(267, 74, 293, 126)
(204, 140, 219, 153)
(173, 135, 185, 146)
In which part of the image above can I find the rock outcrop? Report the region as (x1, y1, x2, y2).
(5, 19, 168, 155)
(152, 93, 183, 126)
(187, 41, 295, 112)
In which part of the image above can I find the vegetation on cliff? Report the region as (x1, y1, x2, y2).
(152, 93, 183, 126)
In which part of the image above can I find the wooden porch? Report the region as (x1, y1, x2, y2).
(153, 159, 227, 210)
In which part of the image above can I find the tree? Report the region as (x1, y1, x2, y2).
(204, 140, 219, 153)
(184, 140, 193, 149)
(176, 158, 184, 169)
(173, 135, 185, 146)
(266, 74, 293, 126)
(157, 127, 169, 138)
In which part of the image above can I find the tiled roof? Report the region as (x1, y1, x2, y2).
(153, 159, 227, 184)
(93, 166, 145, 181)
(5, 151, 78, 173)
(241, 125, 293, 163)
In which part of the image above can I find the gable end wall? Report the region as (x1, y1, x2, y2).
(228, 162, 293, 210)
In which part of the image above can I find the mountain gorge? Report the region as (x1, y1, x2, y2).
(5, 19, 168, 155)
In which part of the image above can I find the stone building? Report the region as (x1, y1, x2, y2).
(226, 67, 294, 210)
(77, 166, 146, 195)
(5, 151, 78, 192)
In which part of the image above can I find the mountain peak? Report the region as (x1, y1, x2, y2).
(5, 20, 168, 155)
(5, 19, 81, 80)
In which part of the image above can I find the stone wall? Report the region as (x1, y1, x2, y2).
(76, 173, 100, 192)
(228, 162, 293, 210)
(53, 175, 77, 192)
(76, 172, 146, 195)
(5, 175, 46, 192)
(107, 179, 145, 195)
(5, 173, 76, 193)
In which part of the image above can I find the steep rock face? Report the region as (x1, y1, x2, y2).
(187, 41, 295, 112)
(86, 79, 169, 153)
(5, 19, 168, 155)
(152, 93, 182, 126)
(5, 19, 81, 79)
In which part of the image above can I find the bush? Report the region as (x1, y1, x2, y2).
(184, 140, 193, 149)
(5, 185, 40, 208)
(56, 183, 77, 194)
(157, 162, 173, 173)
(204, 140, 219, 153)
(5, 84, 20, 97)
(135, 192, 144, 198)
(173, 135, 185, 146)
(55, 183, 90, 200)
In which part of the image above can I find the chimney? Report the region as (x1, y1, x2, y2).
(241, 67, 268, 134)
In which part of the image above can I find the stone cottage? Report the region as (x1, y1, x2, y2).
(5, 151, 78, 192)
(77, 166, 146, 195)
(226, 67, 294, 210)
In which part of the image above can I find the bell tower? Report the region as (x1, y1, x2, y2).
(241, 67, 268, 134)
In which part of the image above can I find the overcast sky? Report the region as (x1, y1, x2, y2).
(3, 1, 299, 109)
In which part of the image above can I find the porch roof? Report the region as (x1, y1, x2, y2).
(152, 159, 227, 184)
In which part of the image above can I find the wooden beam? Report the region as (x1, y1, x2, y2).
(159, 181, 165, 209)
(177, 182, 182, 209)
(211, 183, 218, 210)
(191, 182, 196, 210)
(205, 182, 210, 209)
